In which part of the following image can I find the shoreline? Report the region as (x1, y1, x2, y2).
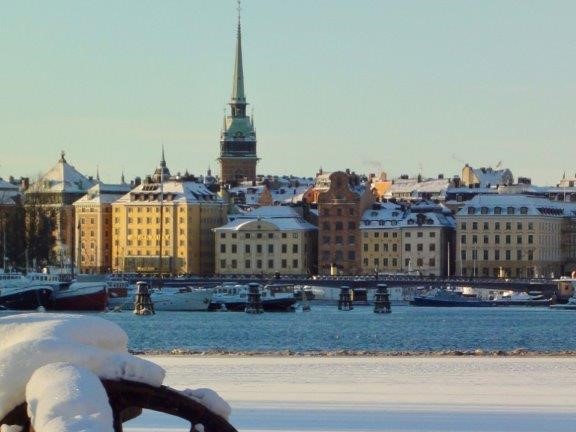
(132, 348, 576, 357)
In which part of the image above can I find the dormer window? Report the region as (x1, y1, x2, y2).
(494, 207, 502, 215)
(520, 207, 528, 215)
(467, 207, 476, 215)
(481, 207, 488, 214)
(507, 207, 515, 215)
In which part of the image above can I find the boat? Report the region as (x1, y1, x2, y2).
(106, 275, 133, 311)
(410, 287, 553, 307)
(491, 290, 552, 307)
(0, 271, 55, 310)
(550, 277, 576, 310)
(52, 281, 108, 311)
(410, 287, 494, 307)
(149, 286, 213, 311)
(208, 282, 298, 312)
(108, 282, 213, 312)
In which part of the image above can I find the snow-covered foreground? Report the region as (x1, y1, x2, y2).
(126, 356, 576, 432)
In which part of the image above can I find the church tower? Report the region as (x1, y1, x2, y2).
(218, 3, 258, 185)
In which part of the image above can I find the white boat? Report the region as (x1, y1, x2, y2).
(150, 286, 213, 311)
(108, 282, 213, 312)
(209, 282, 298, 312)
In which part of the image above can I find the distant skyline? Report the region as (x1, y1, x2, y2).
(1, 1, 575, 186)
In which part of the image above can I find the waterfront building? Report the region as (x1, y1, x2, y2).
(112, 156, 227, 276)
(214, 206, 317, 276)
(73, 180, 131, 274)
(24, 152, 96, 263)
(218, 11, 258, 185)
(316, 170, 374, 275)
(455, 194, 576, 278)
(360, 201, 455, 276)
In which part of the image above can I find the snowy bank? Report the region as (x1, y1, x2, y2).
(126, 355, 576, 432)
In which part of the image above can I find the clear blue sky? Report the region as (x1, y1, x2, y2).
(1, 1, 575, 186)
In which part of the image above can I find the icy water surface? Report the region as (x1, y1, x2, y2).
(95, 305, 576, 353)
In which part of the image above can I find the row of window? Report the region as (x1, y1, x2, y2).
(361, 231, 437, 239)
(362, 243, 436, 252)
(219, 232, 299, 239)
(321, 208, 355, 216)
(322, 235, 355, 245)
(220, 244, 300, 254)
(461, 249, 534, 261)
(320, 250, 356, 261)
(220, 259, 300, 269)
(461, 234, 534, 245)
(461, 221, 534, 231)
(321, 221, 356, 230)
(361, 257, 436, 267)
(467, 206, 529, 215)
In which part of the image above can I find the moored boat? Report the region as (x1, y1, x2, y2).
(149, 286, 213, 311)
(52, 281, 108, 311)
(550, 277, 576, 310)
(0, 270, 55, 310)
(0, 285, 54, 310)
(108, 282, 213, 312)
(410, 288, 494, 307)
(208, 282, 298, 312)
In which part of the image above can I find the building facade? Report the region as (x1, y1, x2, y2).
(111, 159, 227, 276)
(360, 202, 455, 276)
(218, 15, 258, 185)
(24, 152, 96, 264)
(455, 195, 576, 278)
(316, 171, 374, 275)
(214, 206, 317, 276)
(73, 182, 131, 274)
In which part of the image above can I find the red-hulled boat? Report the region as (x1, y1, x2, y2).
(52, 281, 108, 311)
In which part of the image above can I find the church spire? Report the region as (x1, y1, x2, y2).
(231, 0, 245, 104)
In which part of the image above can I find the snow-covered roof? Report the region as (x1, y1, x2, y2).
(360, 202, 454, 229)
(114, 180, 222, 205)
(270, 185, 310, 204)
(74, 182, 132, 205)
(27, 154, 95, 194)
(456, 194, 576, 217)
(216, 206, 316, 232)
(0, 179, 20, 205)
(385, 178, 450, 197)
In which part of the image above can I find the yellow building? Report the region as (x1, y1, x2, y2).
(360, 202, 455, 276)
(455, 195, 576, 278)
(73, 182, 130, 274)
(112, 178, 227, 276)
(214, 206, 317, 276)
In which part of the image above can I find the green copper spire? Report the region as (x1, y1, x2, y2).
(231, 1, 245, 103)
